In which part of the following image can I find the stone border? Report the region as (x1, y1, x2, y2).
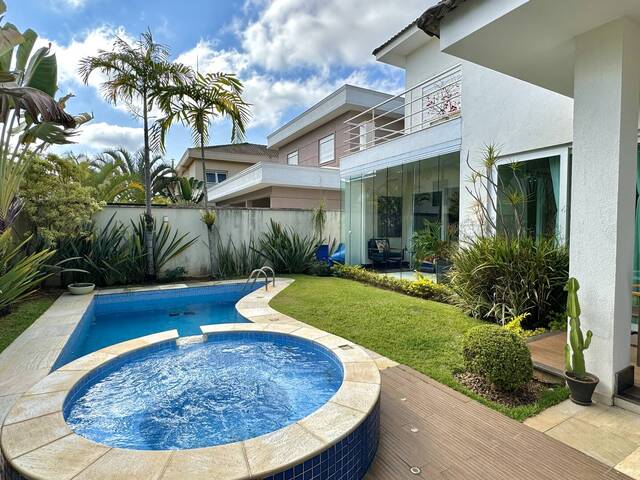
(0, 280, 381, 480)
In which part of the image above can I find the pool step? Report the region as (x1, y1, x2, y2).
(176, 335, 205, 346)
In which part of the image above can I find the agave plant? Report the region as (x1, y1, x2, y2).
(131, 215, 199, 273)
(0, 231, 55, 313)
(255, 220, 317, 274)
(162, 176, 204, 204)
(216, 236, 262, 279)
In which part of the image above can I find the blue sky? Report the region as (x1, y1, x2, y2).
(11, 0, 430, 163)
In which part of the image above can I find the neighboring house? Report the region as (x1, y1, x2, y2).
(194, 85, 402, 209)
(175, 143, 278, 198)
(341, 0, 640, 405)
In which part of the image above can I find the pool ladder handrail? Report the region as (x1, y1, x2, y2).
(261, 266, 276, 287)
(246, 268, 269, 291)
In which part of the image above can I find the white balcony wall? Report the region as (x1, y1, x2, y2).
(395, 33, 574, 239)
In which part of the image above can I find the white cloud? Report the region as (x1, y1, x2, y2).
(41, 26, 133, 90)
(62, 0, 87, 8)
(240, 0, 433, 71)
(175, 40, 404, 131)
(44, 0, 426, 148)
(67, 122, 143, 153)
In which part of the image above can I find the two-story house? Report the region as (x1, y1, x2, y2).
(179, 85, 401, 210)
(339, 9, 574, 266)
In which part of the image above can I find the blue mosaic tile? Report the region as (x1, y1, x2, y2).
(263, 400, 380, 480)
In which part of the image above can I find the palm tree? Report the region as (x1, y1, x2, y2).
(79, 30, 190, 280)
(91, 147, 174, 202)
(156, 72, 250, 277)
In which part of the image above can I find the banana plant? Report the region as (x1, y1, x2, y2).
(0, 1, 91, 234)
(564, 277, 593, 379)
(0, 1, 91, 312)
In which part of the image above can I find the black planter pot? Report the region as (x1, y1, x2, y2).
(565, 372, 599, 406)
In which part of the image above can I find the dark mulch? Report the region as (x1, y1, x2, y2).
(455, 372, 555, 407)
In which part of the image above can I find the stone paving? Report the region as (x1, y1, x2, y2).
(525, 399, 640, 478)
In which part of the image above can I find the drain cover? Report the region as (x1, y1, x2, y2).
(183, 311, 196, 316)
(410, 466, 421, 475)
(168, 312, 180, 317)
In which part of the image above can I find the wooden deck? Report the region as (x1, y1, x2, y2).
(527, 332, 640, 384)
(366, 364, 630, 479)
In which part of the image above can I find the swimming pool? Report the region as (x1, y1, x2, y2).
(3, 318, 381, 480)
(64, 332, 344, 450)
(53, 283, 259, 368)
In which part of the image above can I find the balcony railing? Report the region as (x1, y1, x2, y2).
(343, 64, 462, 157)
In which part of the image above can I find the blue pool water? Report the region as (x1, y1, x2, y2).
(54, 283, 259, 368)
(63, 332, 344, 450)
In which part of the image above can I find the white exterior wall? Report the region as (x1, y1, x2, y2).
(94, 206, 341, 278)
(459, 62, 574, 237)
(400, 36, 574, 238)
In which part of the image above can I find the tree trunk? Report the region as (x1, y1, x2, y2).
(200, 137, 217, 279)
(142, 92, 155, 281)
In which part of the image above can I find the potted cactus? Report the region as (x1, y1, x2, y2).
(564, 277, 599, 405)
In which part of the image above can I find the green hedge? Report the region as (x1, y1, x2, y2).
(462, 324, 533, 391)
(332, 264, 451, 303)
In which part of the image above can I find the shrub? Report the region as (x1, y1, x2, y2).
(308, 261, 332, 277)
(462, 324, 533, 391)
(448, 235, 568, 329)
(255, 220, 317, 274)
(332, 264, 451, 303)
(161, 266, 187, 283)
(503, 313, 545, 339)
(216, 237, 262, 279)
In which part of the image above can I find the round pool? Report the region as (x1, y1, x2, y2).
(63, 332, 344, 450)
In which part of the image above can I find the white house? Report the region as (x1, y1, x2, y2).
(339, 0, 640, 405)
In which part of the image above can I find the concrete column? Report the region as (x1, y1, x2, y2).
(570, 18, 640, 402)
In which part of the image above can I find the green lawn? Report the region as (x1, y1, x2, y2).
(270, 275, 568, 421)
(0, 293, 58, 354)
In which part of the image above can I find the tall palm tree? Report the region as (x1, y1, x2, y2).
(79, 30, 190, 280)
(156, 71, 251, 278)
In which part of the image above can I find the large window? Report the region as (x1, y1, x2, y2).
(287, 150, 299, 165)
(497, 156, 560, 240)
(319, 134, 335, 164)
(341, 153, 460, 265)
(205, 170, 228, 185)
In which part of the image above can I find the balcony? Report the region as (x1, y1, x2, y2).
(342, 65, 462, 158)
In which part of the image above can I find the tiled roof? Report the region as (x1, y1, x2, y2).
(416, 0, 468, 37)
(372, 16, 421, 56)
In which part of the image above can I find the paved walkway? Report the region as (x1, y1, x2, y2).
(526, 399, 640, 478)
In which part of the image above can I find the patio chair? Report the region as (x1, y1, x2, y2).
(367, 238, 403, 269)
(316, 244, 330, 263)
(329, 243, 345, 265)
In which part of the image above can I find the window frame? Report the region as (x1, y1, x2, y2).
(287, 150, 299, 165)
(205, 170, 229, 185)
(318, 133, 335, 164)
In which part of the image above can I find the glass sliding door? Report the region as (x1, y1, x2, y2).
(497, 156, 560, 240)
(341, 152, 460, 267)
